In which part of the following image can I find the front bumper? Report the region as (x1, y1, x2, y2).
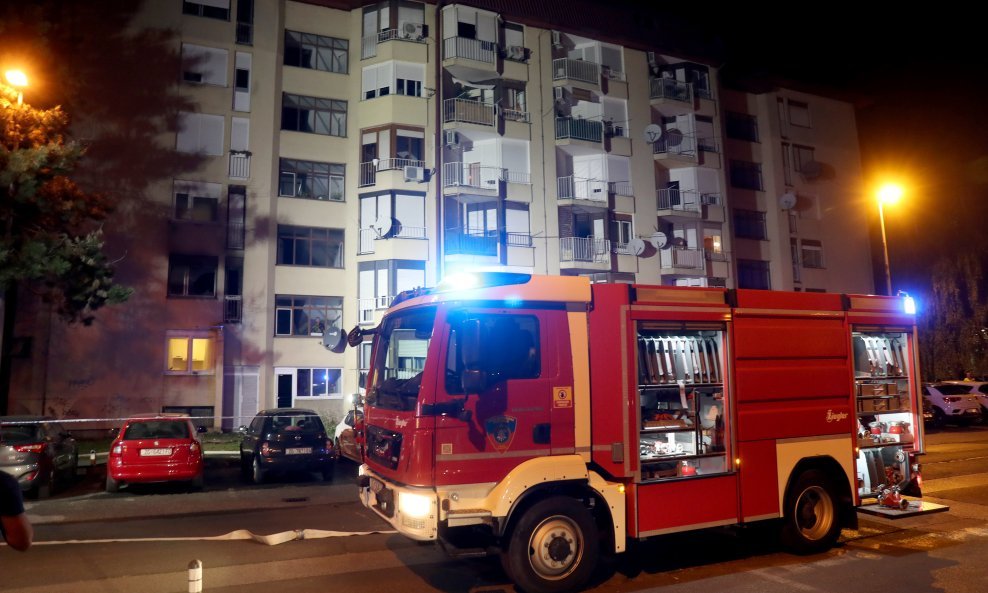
(358, 465, 438, 541)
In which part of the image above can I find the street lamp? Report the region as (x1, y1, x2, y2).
(877, 183, 903, 296)
(4, 69, 28, 105)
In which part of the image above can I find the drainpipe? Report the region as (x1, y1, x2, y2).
(434, 2, 447, 283)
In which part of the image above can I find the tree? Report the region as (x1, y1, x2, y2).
(918, 243, 988, 380)
(0, 84, 132, 411)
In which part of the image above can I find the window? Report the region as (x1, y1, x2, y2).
(445, 314, 540, 394)
(362, 61, 424, 99)
(611, 218, 632, 252)
(275, 295, 343, 336)
(733, 209, 767, 240)
(167, 255, 217, 297)
(801, 239, 824, 268)
(277, 368, 343, 400)
(726, 112, 758, 142)
(737, 259, 771, 290)
(788, 100, 811, 127)
(166, 332, 214, 374)
(183, 0, 230, 20)
(695, 115, 716, 151)
(703, 228, 723, 257)
(279, 158, 345, 201)
(181, 44, 228, 86)
(276, 225, 344, 267)
(793, 144, 816, 173)
(282, 93, 347, 137)
(285, 31, 348, 74)
(506, 202, 532, 246)
(359, 192, 426, 238)
(729, 159, 763, 191)
(173, 180, 221, 222)
(177, 112, 225, 156)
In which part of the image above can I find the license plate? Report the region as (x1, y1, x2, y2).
(140, 448, 171, 456)
(286, 447, 312, 455)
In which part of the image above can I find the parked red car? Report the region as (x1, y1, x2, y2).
(106, 414, 204, 492)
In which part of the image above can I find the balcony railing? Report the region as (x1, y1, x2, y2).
(443, 162, 502, 190)
(358, 158, 426, 187)
(701, 192, 722, 206)
(443, 98, 496, 126)
(226, 220, 245, 250)
(652, 133, 696, 158)
(659, 248, 705, 270)
(649, 77, 693, 103)
(552, 58, 600, 85)
(560, 237, 610, 263)
(358, 225, 427, 254)
(445, 229, 498, 256)
(557, 176, 607, 202)
(697, 136, 720, 152)
(358, 295, 393, 324)
(507, 232, 532, 247)
(443, 36, 496, 63)
(608, 180, 633, 196)
(555, 117, 603, 143)
(657, 188, 701, 213)
(229, 152, 250, 179)
(502, 107, 531, 123)
(501, 169, 531, 184)
(224, 295, 243, 323)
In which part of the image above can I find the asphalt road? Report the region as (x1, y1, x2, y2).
(5, 427, 988, 592)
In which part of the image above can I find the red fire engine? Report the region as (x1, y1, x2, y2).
(337, 272, 929, 592)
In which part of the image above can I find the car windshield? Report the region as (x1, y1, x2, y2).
(269, 414, 324, 433)
(124, 420, 190, 440)
(0, 423, 42, 444)
(368, 306, 437, 412)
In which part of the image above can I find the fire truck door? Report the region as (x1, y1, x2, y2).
(433, 309, 562, 486)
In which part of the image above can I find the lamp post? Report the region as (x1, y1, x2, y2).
(4, 70, 28, 105)
(877, 183, 903, 296)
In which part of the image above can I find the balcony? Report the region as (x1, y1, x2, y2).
(555, 117, 603, 150)
(657, 188, 702, 220)
(443, 98, 496, 128)
(507, 232, 532, 247)
(357, 226, 428, 255)
(659, 248, 705, 273)
(649, 78, 693, 114)
(362, 25, 428, 60)
(502, 107, 531, 124)
(553, 58, 600, 88)
(652, 133, 697, 167)
(358, 158, 426, 187)
(445, 229, 499, 256)
(443, 162, 503, 195)
(557, 176, 607, 204)
(559, 237, 610, 265)
(229, 152, 250, 179)
(224, 295, 243, 323)
(443, 36, 497, 63)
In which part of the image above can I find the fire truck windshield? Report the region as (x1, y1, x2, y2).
(367, 306, 437, 412)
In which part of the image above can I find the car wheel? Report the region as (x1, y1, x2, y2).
(106, 474, 121, 493)
(190, 473, 205, 492)
(252, 457, 266, 485)
(502, 496, 599, 593)
(780, 469, 841, 554)
(34, 468, 55, 500)
(932, 407, 946, 429)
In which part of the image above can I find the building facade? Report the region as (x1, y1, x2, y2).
(6, 0, 874, 429)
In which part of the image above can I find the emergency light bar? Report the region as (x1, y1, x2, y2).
(436, 272, 532, 293)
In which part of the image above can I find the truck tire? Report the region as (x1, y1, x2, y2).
(781, 469, 841, 554)
(502, 496, 598, 593)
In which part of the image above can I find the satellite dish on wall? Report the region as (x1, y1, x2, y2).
(643, 124, 663, 144)
(650, 231, 669, 249)
(800, 161, 822, 180)
(321, 326, 347, 353)
(779, 192, 797, 210)
(373, 215, 397, 239)
(628, 238, 647, 256)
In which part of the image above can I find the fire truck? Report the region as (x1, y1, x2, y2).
(335, 272, 929, 592)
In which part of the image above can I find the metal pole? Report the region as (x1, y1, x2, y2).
(879, 201, 892, 296)
(188, 559, 202, 593)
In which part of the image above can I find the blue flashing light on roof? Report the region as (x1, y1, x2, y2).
(897, 290, 917, 315)
(436, 272, 532, 293)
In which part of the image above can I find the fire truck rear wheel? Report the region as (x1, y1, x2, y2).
(781, 469, 840, 554)
(502, 496, 599, 593)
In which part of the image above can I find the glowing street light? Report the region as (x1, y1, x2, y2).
(877, 183, 904, 296)
(4, 69, 28, 105)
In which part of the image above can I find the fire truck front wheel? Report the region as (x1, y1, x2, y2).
(502, 496, 599, 593)
(781, 469, 841, 554)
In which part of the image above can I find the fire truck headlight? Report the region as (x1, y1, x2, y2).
(399, 492, 433, 518)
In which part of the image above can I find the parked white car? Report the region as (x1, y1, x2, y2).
(943, 380, 988, 419)
(921, 383, 983, 427)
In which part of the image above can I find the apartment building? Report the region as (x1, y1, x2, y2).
(6, 0, 873, 428)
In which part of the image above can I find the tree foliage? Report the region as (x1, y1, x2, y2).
(918, 242, 988, 380)
(0, 85, 130, 324)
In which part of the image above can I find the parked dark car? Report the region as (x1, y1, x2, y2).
(106, 414, 204, 493)
(239, 409, 335, 484)
(0, 416, 79, 498)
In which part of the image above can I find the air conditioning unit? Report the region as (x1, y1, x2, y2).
(444, 130, 460, 146)
(551, 30, 562, 48)
(403, 165, 428, 182)
(400, 21, 425, 40)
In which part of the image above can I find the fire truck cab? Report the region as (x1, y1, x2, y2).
(346, 272, 927, 593)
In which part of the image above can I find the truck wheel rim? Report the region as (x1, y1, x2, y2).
(795, 485, 834, 540)
(527, 516, 583, 580)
